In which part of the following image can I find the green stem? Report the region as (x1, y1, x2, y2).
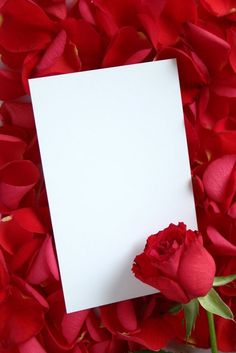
(207, 311, 218, 353)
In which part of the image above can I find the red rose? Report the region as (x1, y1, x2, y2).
(132, 222, 216, 303)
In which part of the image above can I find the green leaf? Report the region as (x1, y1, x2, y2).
(198, 288, 234, 320)
(213, 274, 236, 287)
(183, 299, 199, 339)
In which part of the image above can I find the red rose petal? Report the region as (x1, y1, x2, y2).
(129, 317, 178, 350)
(62, 309, 89, 344)
(227, 29, 236, 73)
(0, 214, 34, 254)
(178, 240, 216, 299)
(184, 22, 230, 72)
(92, 0, 142, 37)
(228, 202, 236, 218)
(13, 275, 49, 309)
(116, 300, 138, 332)
(154, 275, 189, 303)
(202, 154, 236, 203)
(4, 101, 35, 129)
(158, 47, 209, 89)
(0, 249, 9, 300)
(0, 0, 55, 52)
(19, 337, 47, 353)
(102, 27, 152, 68)
(158, 0, 197, 45)
(0, 284, 45, 344)
(11, 238, 43, 272)
(36, 30, 67, 72)
(0, 70, 25, 101)
(0, 134, 26, 167)
(200, 0, 236, 17)
(46, 236, 60, 281)
(63, 18, 103, 69)
(0, 160, 39, 209)
(78, 0, 97, 25)
(212, 74, 236, 98)
(27, 235, 59, 284)
(36, 0, 67, 20)
(216, 301, 236, 352)
(207, 226, 236, 256)
(86, 311, 109, 342)
(12, 208, 46, 234)
(34, 42, 82, 78)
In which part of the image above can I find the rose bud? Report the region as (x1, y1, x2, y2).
(132, 222, 216, 303)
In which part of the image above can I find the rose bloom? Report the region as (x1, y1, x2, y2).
(132, 222, 216, 303)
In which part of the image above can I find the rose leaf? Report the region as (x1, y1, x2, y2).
(213, 274, 236, 287)
(198, 288, 234, 320)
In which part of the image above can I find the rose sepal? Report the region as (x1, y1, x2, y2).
(213, 274, 236, 287)
(198, 288, 234, 320)
(183, 299, 199, 339)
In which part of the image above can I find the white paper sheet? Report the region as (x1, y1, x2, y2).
(29, 59, 197, 313)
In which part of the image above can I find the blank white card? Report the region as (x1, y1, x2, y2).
(29, 60, 197, 313)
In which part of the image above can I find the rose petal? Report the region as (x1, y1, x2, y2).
(116, 300, 138, 332)
(178, 240, 216, 299)
(0, 134, 26, 167)
(19, 337, 47, 353)
(0, 284, 45, 344)
(184, 22, 230, 72)
(4, 101, 35, 129)
(158, 47, 209, 89)
(11, 238, 43, 272)
(14, 275, 49, 309)
(202, 154, 236, 203)
(0, 214, 33, 254)
(157, 0, 197, 45)
(0, 160, 39, 210)
(12, 208, 46, 234)
(216, 300, 236, 352)
(200, 0, 236, 17)
(227, 29, 236, 73)
(27, 235, 59, 284)
(0, 0, 55, 52)
(0, 70, 25, 100)
(102, 27, 152, 68)
(0, 249, 9, 299)
(62, 309, 89, 344)
(63, 18, 103, 69)
(207, 226, 236, 256)
(86, 310, 109, 342)
(36, 30, 67, 72)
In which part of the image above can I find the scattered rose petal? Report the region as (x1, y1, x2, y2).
(0, 160, 39, 210)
